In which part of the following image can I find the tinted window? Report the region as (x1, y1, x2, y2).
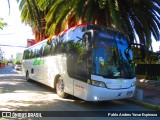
(23, 49, 30, 59)
(43, 43, 51, 56)
(67, 34, 92, 80)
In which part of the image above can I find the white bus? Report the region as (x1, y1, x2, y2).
(22, 24, 136, 101)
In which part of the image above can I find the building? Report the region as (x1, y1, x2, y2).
(27, 39, 36, 47)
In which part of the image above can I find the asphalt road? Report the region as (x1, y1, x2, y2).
(0, 66, 159, 120)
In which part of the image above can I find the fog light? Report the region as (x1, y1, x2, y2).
(94, 96, 98, 100)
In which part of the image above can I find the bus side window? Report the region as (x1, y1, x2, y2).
(34, 49, 37, 58)
(39, 45, 44, 57)
(24, 50, 30, 59)
(56, 36, 67, 54)
(23, 51, 26, 59)
(54, 41, 62, 54)
(29, 49, 32, 59)
(43, 43, 51, 56)
(50, 41, 55, 55)
(35, 43, 43, 57)
(31, 48, 36, 58)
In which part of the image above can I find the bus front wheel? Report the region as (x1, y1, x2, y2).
(56, 77, 67, 98)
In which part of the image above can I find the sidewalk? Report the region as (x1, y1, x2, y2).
(136, 86, 160, 107)
(0, 66, 159, 111)
(129, 81, 160, 111)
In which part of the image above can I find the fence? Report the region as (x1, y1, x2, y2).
(136, 64, 160, 90)
(136, 64, 160, 80)
(136, 79, 160, 90)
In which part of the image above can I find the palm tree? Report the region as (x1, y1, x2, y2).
(18, 0, 160, 51)
(17, 0, 47, 42)
(37, 0, 158, 49)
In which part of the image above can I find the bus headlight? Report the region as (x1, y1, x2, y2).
(87, 79, 106, 88)
(131, 81, 136, 87)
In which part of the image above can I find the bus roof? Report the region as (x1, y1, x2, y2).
(26, 24, 126, 50)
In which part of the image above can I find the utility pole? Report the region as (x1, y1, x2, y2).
(0, 47, 3, 59)
(0, 47, 4, 67)
(0, 47, 5, 60)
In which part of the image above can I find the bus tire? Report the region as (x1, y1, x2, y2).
(26, 71, 30, 82)
(56, 77, 67, 98)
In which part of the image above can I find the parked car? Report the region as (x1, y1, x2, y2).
(12, 64, 15, 69)
(14, 64, 22, 71)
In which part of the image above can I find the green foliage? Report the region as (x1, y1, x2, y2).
(0, 18, 7, 30)
(98, 0, 107, 9)
(13, 59, 21, 64)
(43, 44, 51, 56)
(135, 51, 160, 64)
(17, 0, 160, 52)
(66, 41, 86, 63)
(1, 59, 8, 64)
(17, 0, 42, 31)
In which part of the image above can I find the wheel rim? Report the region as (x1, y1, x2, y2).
(56, 79, 64, 94)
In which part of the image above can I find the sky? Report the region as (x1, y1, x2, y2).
(0, 0, 160, 59)
(0, 0, 34, 59)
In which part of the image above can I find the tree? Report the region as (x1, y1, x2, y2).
(16, 0, 47, 42)
(40, 0, 160, 44)
(17, 0, 41, 30)
(18, 0, 160, 51)
(13, 59, 21, 64)
(0, 18, 7, 30)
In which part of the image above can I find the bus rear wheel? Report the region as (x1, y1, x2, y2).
(56, 77, 67, 98)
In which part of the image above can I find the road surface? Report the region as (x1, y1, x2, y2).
(0, 66, 159, 120)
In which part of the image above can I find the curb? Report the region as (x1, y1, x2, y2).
(126, 99, 160, 111)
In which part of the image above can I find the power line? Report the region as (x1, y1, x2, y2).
(0, 44, 26, 48)
(0, 42, 26, 46)
(0, 33, 15, 35)
(0, 43, 26, 45)
(0, 31, 33, 35)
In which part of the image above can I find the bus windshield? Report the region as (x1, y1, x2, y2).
(92, 32, 135, 79)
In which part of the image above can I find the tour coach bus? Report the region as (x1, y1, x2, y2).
(22, 24, 136, 101)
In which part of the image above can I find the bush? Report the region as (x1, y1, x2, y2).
(13, 59, 21, 64)
(1, 59, 8, 64)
